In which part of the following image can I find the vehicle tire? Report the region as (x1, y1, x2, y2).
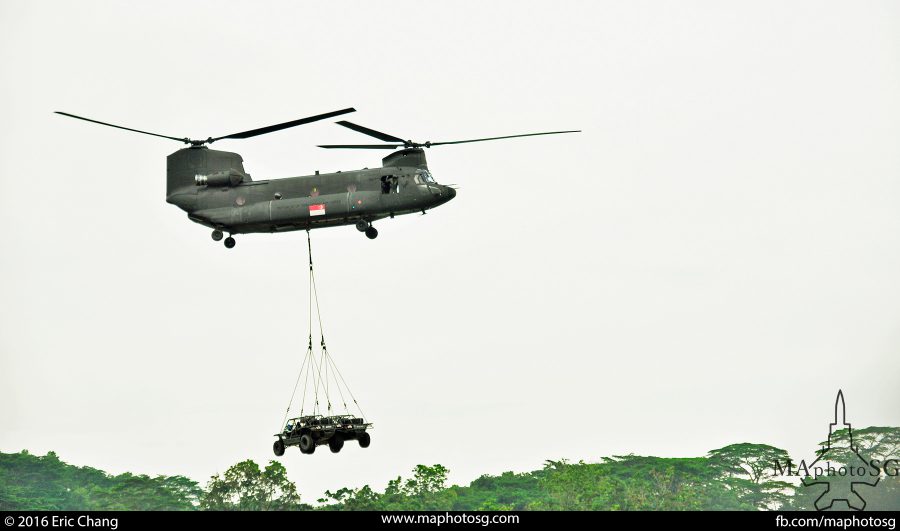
(273, 439, 285, 457)
(355, 220, 369, 232)
(299, 434, 315, 454)
(365, 227, 378, 240)
(211, 229, 224, 241)
(329, 435, 344, 453)
(224, 236, 236, 249)
(358, 432, 371, 448)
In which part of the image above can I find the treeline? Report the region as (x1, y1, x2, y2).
(0, 451, 200, 510)
(1, 427, 897, 511)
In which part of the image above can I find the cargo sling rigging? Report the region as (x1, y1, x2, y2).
(280, 231, 366, 430)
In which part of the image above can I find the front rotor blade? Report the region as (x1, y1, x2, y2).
(429, 130, 581, 146)
(211, 108, 357, 142)
(54, 112, 189, 143)
(335, 121, 405, 143)
(317, 144, 402, 149)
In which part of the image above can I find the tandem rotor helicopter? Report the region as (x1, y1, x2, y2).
(56, 108, 579, 248)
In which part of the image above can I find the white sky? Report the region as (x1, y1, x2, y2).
(1, 0, 899, 502)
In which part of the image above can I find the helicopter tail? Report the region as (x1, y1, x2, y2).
(166, 147, 248, 208)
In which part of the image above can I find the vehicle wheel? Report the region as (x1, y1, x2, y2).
(365, 227, 378, 240)
(211, 229, 224, 241)
(224, 236, 236, 249)
(358, 432, 371, 448)
(299, 434, 315, 454)
(355, 220, 369, 232)
(329, 435, 344, 453)
(273, 439, 285, 457)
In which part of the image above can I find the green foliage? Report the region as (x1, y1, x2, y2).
(527, 456, 751, 510)
(0, 450, 200, 510)
(201, 460, 305, 510)
(4, 428, 897, 511)
(789, 427, 900, 511)
(318, 464, 455, 511)
(451, 470, 546, 510)
(315, 455, 772, 511)
(706, 443, 794, 509)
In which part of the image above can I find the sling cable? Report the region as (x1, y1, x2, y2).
(273, 231, 372, 456)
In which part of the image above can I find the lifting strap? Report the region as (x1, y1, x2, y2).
(280, 231, 367, 431)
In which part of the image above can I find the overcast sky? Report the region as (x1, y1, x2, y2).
(1, 0, 899, 502)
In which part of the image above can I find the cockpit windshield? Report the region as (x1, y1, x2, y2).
(417, 169, 436, 184)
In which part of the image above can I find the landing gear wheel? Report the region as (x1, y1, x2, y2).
(329, 435, 344, 453)
(358, 432, 371, 448)
(224, 236, 236, 249)
(365, 227, 378, 240)
(299, 434, 315, 454)
(211, 229, 224, 241)
(355, 220, 369, 232)
(273, 439, 285, 457)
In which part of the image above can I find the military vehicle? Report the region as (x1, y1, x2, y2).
(274, 414, 372, 455)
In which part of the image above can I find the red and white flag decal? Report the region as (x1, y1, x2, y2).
(309, 203, 326, 217)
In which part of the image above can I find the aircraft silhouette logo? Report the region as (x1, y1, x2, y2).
(800, 391, 881, 511)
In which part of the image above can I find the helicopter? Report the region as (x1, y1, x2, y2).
(55, 109, 579, 248)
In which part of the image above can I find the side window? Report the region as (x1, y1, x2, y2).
(381, 175, 399, 194)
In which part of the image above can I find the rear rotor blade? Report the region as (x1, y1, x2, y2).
(54, 112, 189, 143)
(335, 121, 405, 143)
(430, 130, 581, 146)
(318, 144, 402, 149)
(211, 108, 357, 142)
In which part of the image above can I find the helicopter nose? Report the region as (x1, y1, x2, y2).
(444, 186, 456, 200)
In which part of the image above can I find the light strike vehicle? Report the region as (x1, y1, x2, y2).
(274, 415, 372, 455)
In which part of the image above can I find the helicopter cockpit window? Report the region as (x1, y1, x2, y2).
(417, 169, 435, 184)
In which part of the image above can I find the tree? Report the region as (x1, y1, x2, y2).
(791, 427, 900, 511)
(452, 471, 544, 510)
(319, 485, 381, 510)
(532, 459, 619, 510)
(706, 443, 794, 509)
(201, 460, 303, 510)
(849, 428, 900, 511)
(0, 450, 201, 511)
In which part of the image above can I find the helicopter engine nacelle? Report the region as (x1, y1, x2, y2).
(195, 169, 245, 187)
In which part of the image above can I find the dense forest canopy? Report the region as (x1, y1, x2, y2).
(1, 428, 897, 511)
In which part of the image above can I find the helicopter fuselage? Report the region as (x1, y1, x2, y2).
(165, 146, 455, 236)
